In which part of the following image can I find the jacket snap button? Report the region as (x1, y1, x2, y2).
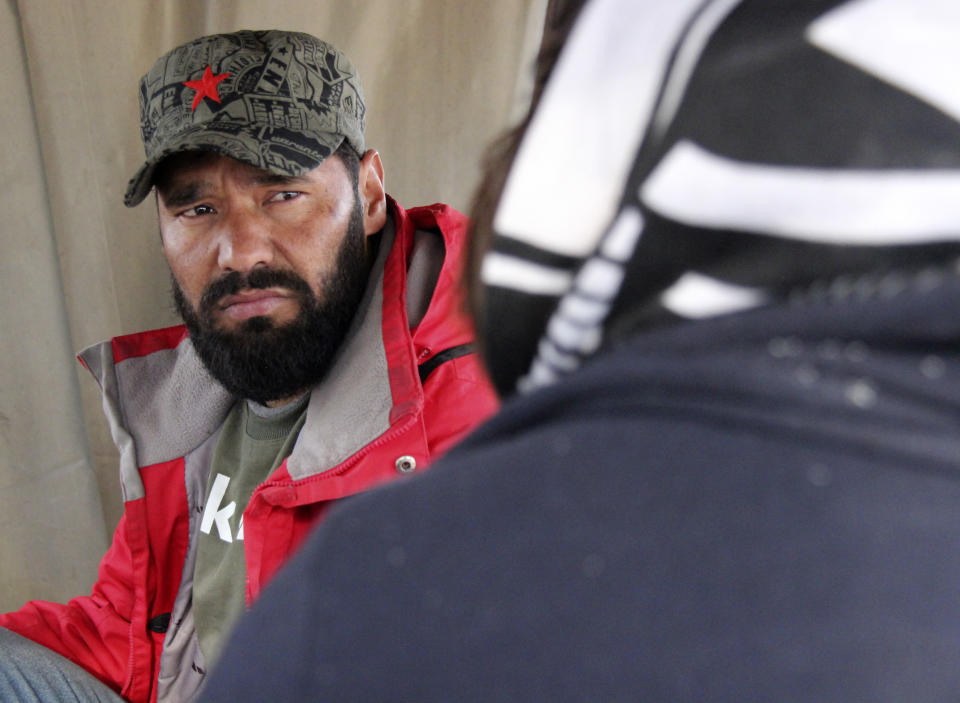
(395, 455, 417, 474)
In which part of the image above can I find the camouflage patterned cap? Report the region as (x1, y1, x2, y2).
(124, 29, 366, 207)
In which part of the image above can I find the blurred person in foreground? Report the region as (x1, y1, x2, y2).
(203, 1, 960, 700)
(0, 29, 497, 703)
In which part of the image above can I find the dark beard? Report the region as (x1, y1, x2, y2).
(173, 202, 371, 404)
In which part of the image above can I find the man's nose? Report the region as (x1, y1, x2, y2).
(215, 207, 275, 273)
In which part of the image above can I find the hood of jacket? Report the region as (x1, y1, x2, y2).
(480, 0, 960, 396)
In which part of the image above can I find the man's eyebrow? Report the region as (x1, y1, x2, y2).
(158, 171, 310, 209)
(249, 172, 311, 187)
(159, 181, 208, 210)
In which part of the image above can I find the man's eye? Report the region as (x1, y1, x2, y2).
(269, 191, 302, 203)
(183, 204, 216, 217)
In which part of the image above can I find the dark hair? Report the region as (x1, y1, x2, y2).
(334, 140, 361, 184)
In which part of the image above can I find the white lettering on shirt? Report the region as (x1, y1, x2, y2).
(200, 473, 236, 543)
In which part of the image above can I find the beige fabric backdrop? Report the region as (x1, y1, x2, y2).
(0, 0, 546, 611)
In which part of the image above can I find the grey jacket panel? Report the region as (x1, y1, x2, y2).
(155, 428, 221, 703)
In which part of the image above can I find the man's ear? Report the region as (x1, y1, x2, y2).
(358, 149, 387, 236)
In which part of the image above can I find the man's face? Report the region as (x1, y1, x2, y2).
(156, 151, 385, 404)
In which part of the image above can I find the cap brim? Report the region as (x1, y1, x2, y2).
(123, 125, 351, 207)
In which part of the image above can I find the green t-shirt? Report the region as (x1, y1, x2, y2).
(192, 395, 308, 666)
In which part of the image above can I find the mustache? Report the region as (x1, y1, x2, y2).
(199, 268, 314, 315)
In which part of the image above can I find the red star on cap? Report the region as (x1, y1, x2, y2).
(183, 66, 231, 111)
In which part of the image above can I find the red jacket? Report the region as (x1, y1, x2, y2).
(0, 200, 498, 702)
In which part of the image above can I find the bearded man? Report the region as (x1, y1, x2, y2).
(0, 30, 496, 703)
